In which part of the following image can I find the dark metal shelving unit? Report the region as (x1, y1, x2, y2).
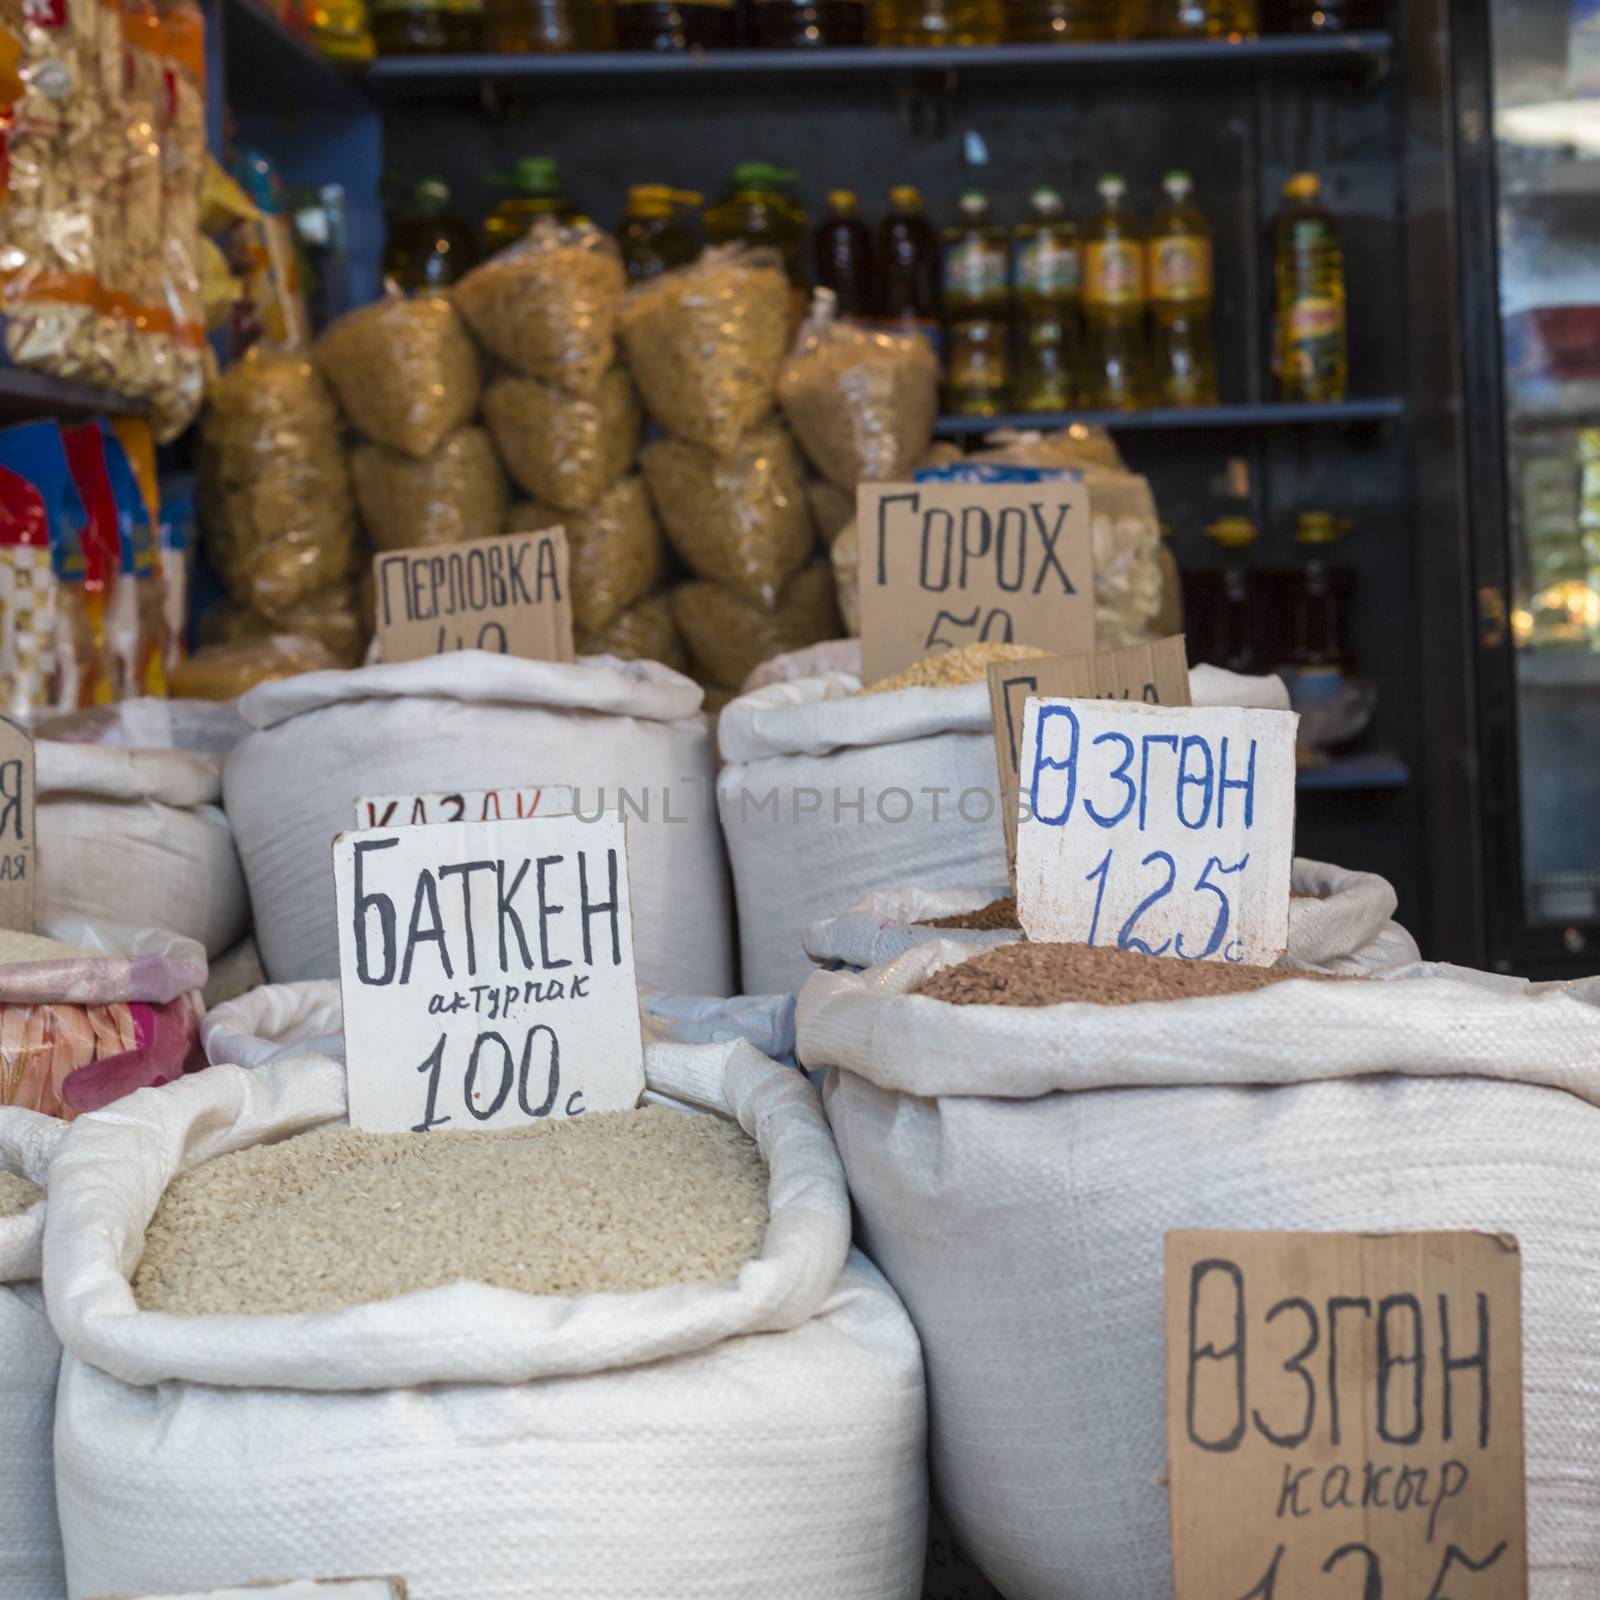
(934, 398, 1404, 436)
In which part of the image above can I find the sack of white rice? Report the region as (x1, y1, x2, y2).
(803, 857, 1420, 976)
(224, 653, 734, 997)
(718, 648, 1287, 994)
(0, 1105, 65, 1600)
(799, 944, 1600, 1600)
(47, 1043, 928, 1600)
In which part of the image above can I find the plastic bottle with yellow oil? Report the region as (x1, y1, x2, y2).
(1138, 0, 1256, 37)
(482, 157, 580, 254)
(619, 186, 702, 283)
(1083, 173, 1148, 411)
(876, 0, 1003, 46)
(705, 162, 807, 283)
(1147, 169, 1217, 406)
(942, 189, 1010, 417)
(1273, 171, 1348, 402)
(1012, 186, 1081, 411)
(1008, 0, 1134, 39)
(1205, 515, 1261, 674)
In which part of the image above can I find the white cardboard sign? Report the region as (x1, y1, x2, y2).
(355, 785, 575, 829)
(333, 814, 645, 1134)
(1016, 698, 1298, 966)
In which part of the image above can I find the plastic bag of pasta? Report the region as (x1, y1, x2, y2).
(453, 219, 624, 398)
(672, 561, 840, 692)
(778, 292, 940, 492)
(314, 292, 480, 459)
(507, 474, 664, 636)
(642, 419, 813, 611)
(618, 246, 791, 457)
(483, 366, 639, 514)
(351, 426, 507, 552)
(198, 350, 359, 623)
(577, 592, 688, 675)
(807, 478, 856, 546)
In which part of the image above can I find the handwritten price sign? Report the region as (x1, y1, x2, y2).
(1015, 699, 1297, 966)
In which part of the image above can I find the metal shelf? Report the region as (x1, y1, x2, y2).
(223, 0, 369, 115)
(934, 398, 1405, 436)
(365, 31, 1392, 101)
(1296, 752, 1410, 792)
(0, 369, 144, 424)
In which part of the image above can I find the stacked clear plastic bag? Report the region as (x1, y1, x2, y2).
(778, 289, 940, 493)
(483, 365, 639, 513)
(576, 592, 687, 675)
(314, 291, 480, 458)
(618, 245, 791, 456)
(641, 418, 813, 610)
(351, 426, 507, 553)
(672, 560, 840, 692)
(453, 218, 624, 398)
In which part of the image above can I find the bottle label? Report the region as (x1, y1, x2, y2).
(1017, 236, 1082, 299)
(946, 320, 1009, 394)
(1084, 240, 1144, 307)
(944, 240, 1008, 302)
(1149, 236, 1212, 304)
(1282, 296, 1346, 380)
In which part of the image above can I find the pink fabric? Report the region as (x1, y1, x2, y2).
(59, 994, 204, 1117)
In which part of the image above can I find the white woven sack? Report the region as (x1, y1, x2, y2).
(47, 1042, 927, 1600)
(201, 979, 344, 1069)
(223, 652, 733, 997)
(37, 741, 249, 959)
(0, 1106, 68, 1600)
(799, 944, 1600, 1600)
(804, 857, 1420, 975)
(718, 662, 1290, 994)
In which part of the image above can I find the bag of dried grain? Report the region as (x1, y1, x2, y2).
(618, 246, 791, 457)
(777, 293, 940, 493)
(453, 220, 625, 398)
(168, 634, 343, 700)
(802, 856, 1421, 976)
(507, 477, 664, 635)
(35, 736, 249, 959)
(673, 561, 840, 695)
(314, 293, 481, 459)
(224, 652, 733, 997)
(577, 592, 688, 675)
(642, 420, 813, 609)
(351, 426, 507, 553)
(47, 1042, 927, 1600)
(717, 649, 1288, 994)
(200, 936, 266, 1012)
(0, 1105, 65, 1600)
(483, 366, 640, 513)
(807, 478, 856, 546)
(199, 350, 359, 623)
(800, 943, 1600, 1600)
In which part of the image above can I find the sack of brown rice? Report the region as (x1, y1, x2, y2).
(778, 295, 940, 493)
(453, 220, 625, 398)
(642, 420, 813, 609)
(618, 246, 791, 456)
(507, 476, 664, 635)
(0, 1105, 65, 1600)
(315, 293, 481, 459)
(673, 561, 840, 694)
(717, 651, 1288, 994)
(577, 592, 688, 675)
(351, 426, 507, 552)
(47, 1041, 928, 1600)
(483, 365, 641, 513)
(799, 942, 1600, 1600)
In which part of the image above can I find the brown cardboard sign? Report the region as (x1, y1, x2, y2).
(0, 715, 35, 932)
(856, 479, 1095, 685)
(1166, 1230, 1528, 1600)
(987, 636, 1191, 868)
(374, 529, 573, 667)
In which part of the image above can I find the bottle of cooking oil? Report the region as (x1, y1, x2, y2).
(1007, 0, 1133, 39)
(1273, 171, 1348, 402)
(751, 0, 868, 45)
(1139, 0, 1257, 37)
(619, 186, 702, 283)
(942, 189, 1009, 416)
(876, 0, 1003, 46)
(384, 178, 479, 292)
(613, 0, 736, 49)
(1205, 515, 1261, 674)
(876, 185, 941, 347)
(814, 190, 874, 318)
(705, 162, 806, 283)
(1082, 173, 1147, 412)
(1012, 187, 1081, 411)
(482, 157, 579, 254)
(1147, 169, 1217, 407)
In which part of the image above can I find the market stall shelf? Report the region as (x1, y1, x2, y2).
(932, 397, 1405, 436)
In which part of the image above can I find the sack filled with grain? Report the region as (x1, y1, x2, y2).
(0, 1106, 65, 1600)
(798, 943, 1600, 1600)
(673, 561, 840, 694)
(577, 592, 688, 675)
(351, 426, 508, 552)
(224, 653, 733, 997)
(717, 650, 1287, 994)
(641, 420, 814, 610)
(618, 246, 791, 456)
(315, 294, 481, 459)
(47, 1042, 928, 1600)
(201, 976, 343, 1070)
(168, 635, 344, 701)
(484, 366, 641, 513)
(507, 476, 665, 635)
(803, 857, 1420, 976)
(453, 221, 625, 398)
